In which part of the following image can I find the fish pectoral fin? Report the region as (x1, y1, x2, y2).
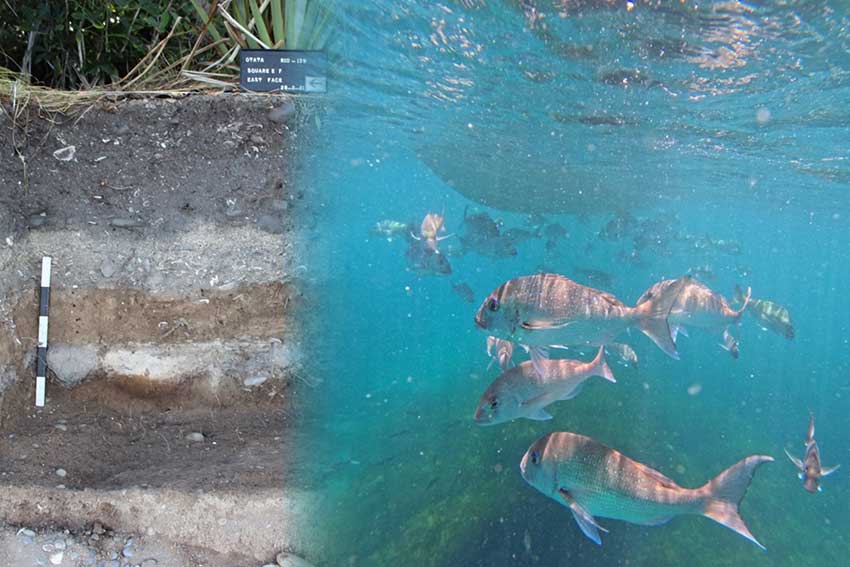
(558, 489, 607, 545)
(526, 407, 553, 421)
(521, 318, 572, 331)
(821, 464, 841, 477)
(521, 392, 554, 408)
(783, 448, 804, 471)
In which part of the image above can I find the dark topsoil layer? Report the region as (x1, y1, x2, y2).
(0, 93, 304, 238)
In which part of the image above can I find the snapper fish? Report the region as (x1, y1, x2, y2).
(371, 219, 413, 242)
(474, 273, 688, 374)
(734, 285, 794, 340)
(605, 343, 638, 368)
(637, 278, 750, 358)
(405, 240, 451, 276)
(520, 432, 773, 548)
(474, 347, 614, 426)
(486, 336, 515, 371)
(784, 412, 839, 493)
(459, 208, 518, 258)
(411, 212, 452, 253)
(451, 281, 476, 304)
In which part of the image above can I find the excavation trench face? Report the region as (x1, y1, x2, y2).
(1, 282, 294, 492)
(0, 94, 309, 564)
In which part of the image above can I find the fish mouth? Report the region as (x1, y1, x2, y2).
(519, 451, 529, 478)
(472, 407, 492, 425)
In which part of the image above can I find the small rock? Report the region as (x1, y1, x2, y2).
(185, 432, 204, 442)
(249, 134, 266, 145)
(257, 214, 284, 234)
(53, 145, 76, 161)
(122, 546, 134, 558)
(243, 375, 269, 387)
(104, 560, 120, 567)
(115, 124, 131, 135)
(47, 344, 98, 386)
(276, 552, 315, 567)
(54, 540, 66, 550)
(267, 100, 296, 123)
(223, 199, 243, 219)
(49, 551, 63, 565)
(93, 522, 105, 535)
(54, 423, 68, 431)
(56, 468, 67, 477)
(18, 528, 36, 538)
(110, 218, 142, 228)
(100, 258, 117, 278)
(29, 213, 47, 228)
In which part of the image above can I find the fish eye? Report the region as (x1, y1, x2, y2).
(531, 450, 540, 465)
(489, 398, 499, 409)
(488, 297, 500, 312)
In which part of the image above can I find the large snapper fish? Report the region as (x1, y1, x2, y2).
(474, 273, 688, 360)
(521, 432, 773, 548)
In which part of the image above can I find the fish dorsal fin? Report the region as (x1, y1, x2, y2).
(599, 292, 622, 307)
(558, 489, 608, 545)
(821, 464, 841, 477)
(521, 318, 572, 331)
(639, 466, 679, 490)
(784, 448, 804, 471)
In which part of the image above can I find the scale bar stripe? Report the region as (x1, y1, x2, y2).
(35, 256, 51, 408)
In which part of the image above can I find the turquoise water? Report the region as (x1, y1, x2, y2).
(303, 2, 850, 565)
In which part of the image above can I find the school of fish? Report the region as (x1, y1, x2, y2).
(372, 208, 820, 552)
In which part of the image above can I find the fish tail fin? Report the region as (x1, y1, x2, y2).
(700, 455, 773, 550)
(590, 346, 616, 383)
(635, 276, 689, 360)
(731, 287, 751, 320)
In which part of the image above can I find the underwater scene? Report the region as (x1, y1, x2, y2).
(303, 1, 850, 566)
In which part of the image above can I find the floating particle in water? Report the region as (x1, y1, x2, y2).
(469, 373, 479, 381)
(406, 376, 414, 383)
(404, 285, 412, 295)
(675, 464, 686, 474)
(642, 382, 650, 390)
(756, 107, 771, 125)
(365, 393, 372, 399)
(494, 463, 503, 474)
(687, 383, 702, 396)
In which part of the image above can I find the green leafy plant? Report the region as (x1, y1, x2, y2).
(0, 1, 198, 89)
(192, 0, 332, 51)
